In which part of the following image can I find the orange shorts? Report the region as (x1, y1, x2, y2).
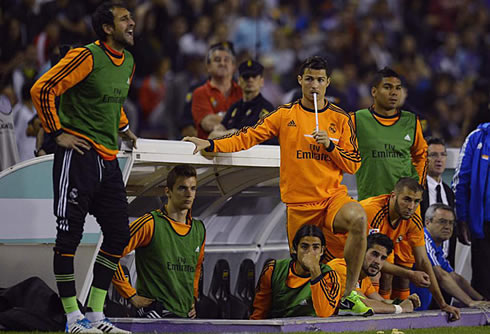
(286, 190, 355, 257)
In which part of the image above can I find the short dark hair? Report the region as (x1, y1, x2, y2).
(291, 224, 326, 261)
(299, 56, 329, 76)
(92, 1, 128, 41)
(394, 177, 424, 194)
(371, 67, 401, 88)
(367, 233, 394, 255)
(166, 165, 197, 190)
(426, 136, 446, 147)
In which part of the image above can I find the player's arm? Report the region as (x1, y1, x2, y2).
(193, 234, 206, 299)
(433, 266, 478, 307)
(184, 108, 281, 154)
(450, 272, 486, 302)
(413, 245, 460, 320)
(381, 261, 430, 288)
(250, 260, 275, 320)
(31, 48, 92, 136)
(314, 115, 361, 174)
(362, 290, 415, 314)
(112, 214, 155, 307)
(310, 270, 342, 317)
(411, 118, 428, 185)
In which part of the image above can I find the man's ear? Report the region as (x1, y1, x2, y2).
(165, 186, 171, 198)
(371, 86, 376, 97)
(297, 75, 302, 86)
(102, 23, 114, 36)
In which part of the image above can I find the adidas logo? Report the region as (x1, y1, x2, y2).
(288, 120, 296, 127)
(195, 246, 200, 252)
(299, 299, 308, 306)
(404, 134, 411, 141)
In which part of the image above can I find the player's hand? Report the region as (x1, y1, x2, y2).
(119, 129, 138, 149)
(129, 294, 154, 308)
(183, 136, 211, 154)
(55, 132, 91, 155)
(407, 293, 421, 309)
(400, 299, 414, 313)
(188, 303, 196, 319)
(457, 221, 471, 245)
(312, 130, 331, 149)
(442, 304, 460, 321)
(409, 270, 430, 288)
(301, 252, 322, 279)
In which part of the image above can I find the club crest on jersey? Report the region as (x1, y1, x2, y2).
(397, 235, 403, 243)
(329, 123, 337, 133)
(369, 228, 380, 235)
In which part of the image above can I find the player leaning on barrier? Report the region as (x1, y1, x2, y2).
(185, 56, 372, 316)
(30, 1, 137, 333)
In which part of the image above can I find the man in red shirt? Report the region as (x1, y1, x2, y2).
(191, 42, 242, 139)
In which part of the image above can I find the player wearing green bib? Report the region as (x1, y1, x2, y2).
(251, 224, 342, 319)
(113, 165, 206, 319)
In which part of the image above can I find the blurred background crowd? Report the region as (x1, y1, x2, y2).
(1, 0, 489, 162)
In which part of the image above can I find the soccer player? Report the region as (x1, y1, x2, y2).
(30, 2, 137, 332)
(184, 56, 371, 316)
(112, 165, 205, 319)
(328, 233, 421, 315)
(361, 177, 460, 320)
(250, 224, 341, 319)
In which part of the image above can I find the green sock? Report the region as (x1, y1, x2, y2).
(86, 287, 107, 313)
(61, 296, 79, 314)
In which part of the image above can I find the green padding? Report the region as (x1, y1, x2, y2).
(0, 160, 54, 198)
(0, 157, 128, 199)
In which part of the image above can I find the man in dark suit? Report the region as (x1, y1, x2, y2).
(421, 137, 456, 266)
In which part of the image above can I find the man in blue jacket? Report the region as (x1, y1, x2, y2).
(452, 122, 490, 300)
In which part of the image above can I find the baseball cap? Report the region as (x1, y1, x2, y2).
(239, 59, 264, 77)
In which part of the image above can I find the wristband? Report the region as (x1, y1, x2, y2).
(394, 304, 402, 314)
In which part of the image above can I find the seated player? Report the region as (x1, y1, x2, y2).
(411, 203, 490, 309)
(250, 224, 341, 319)
(360, 177, 460, 320)
(112, 165, 205, 318)
(329, 233, 421, 315)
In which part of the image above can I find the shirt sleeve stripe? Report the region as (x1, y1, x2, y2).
(39, 48, 92, 132)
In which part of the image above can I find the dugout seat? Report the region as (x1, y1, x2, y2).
(233, 258, 255, 318)
(195, 263, 219, 319)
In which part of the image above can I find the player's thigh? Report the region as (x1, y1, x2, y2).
(329, 193, 366, 234)
(286, 202, 326, 248)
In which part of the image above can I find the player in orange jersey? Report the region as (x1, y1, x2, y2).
(184, 56, 370, 316)
(328, 233, 420, 315)
(361, 177, 460, 321)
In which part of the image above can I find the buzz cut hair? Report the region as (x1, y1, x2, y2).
(371, 67, 401, 88)
(299, 56, 330, 76)
(394, 177, 424, 194)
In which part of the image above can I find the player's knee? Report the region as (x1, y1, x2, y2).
(54, 232, 83, 254)
(344, 207, 367, 235)
(102, 225, 130, 255)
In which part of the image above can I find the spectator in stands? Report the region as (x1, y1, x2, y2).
(420, 137, 456, 266)
(12, 81, 37, 162)
(250, 224, 341, 319)
(411, 203, 490, 310)
(185, 56, 372, 317)
(209, 59, 274, 139)
(359, 177, 460, 320)
(0, 85, 19, 171)
(191, 42, 242, 139)
(453, 122, 490, 300)
(329, 233, 421, 315)
(112, 165, 205, 319)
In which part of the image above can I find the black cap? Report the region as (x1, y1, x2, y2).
(239, 59, 264, 77)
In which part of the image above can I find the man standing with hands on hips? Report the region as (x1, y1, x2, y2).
(31, 1, 137, 332)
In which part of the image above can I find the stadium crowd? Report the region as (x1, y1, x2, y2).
(1, 0, 489, 165)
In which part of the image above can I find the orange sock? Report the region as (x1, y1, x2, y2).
(391, 288, 410, 300)
(379, 289, 391, 300)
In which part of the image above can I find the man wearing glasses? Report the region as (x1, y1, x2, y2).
(410, 204, 490, 310)
(420, 137, 456, 266)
